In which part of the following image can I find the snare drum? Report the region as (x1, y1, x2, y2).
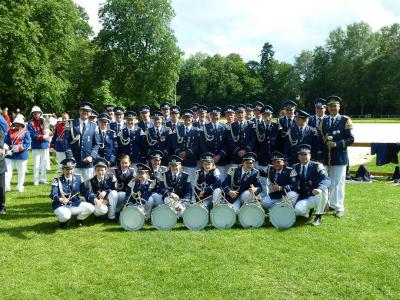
(151, 204, 178, 230)
(183, 203, 209, 230)
(210, 203, 236, 229)
(119, 205, 146, 231)
(269, 201, 296, 229)
(238, 202, 265, 228)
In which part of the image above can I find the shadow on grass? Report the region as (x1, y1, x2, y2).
(0, 220, 57, 239)
(2, 202, 53, 219)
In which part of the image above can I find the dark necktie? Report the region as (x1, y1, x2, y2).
(239, 122, 243, 133)
(299, 127, 303, 139)
(288, 119, 292, 128)
(117, 123, 121, 132)
(330, 117, 334, 127)
(82, 122, 86, 135)
(318, 117, 322, 127)
(301, 166, 306, 179)
(156, 128, 160, 136)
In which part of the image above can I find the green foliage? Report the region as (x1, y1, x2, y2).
(0, 0, 92, 115)
(94, 0, 183, 109)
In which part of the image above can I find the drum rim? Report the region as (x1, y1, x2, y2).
(238, 203, 265, 228)
(183, 203, 209, 230)
(210, 204, 236, 229)
(120, 206, 145, 231)
(151, 204, 177, 230)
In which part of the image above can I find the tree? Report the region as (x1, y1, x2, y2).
(0, 0, 92, 114)
(95, 0, 183, 108)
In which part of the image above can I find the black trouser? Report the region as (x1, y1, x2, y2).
(0, 172, 5, 209)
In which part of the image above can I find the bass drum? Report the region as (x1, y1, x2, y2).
(210, 203, 236, 229)
(119, 205, 146, 231)
(238, 203, 265, 228)
(269, 201, 296, 229)
(183, 203, 209, 230)
(151, 204, 178, 231)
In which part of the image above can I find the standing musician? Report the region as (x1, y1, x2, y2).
(165, 105, 182, 131)
(277, 100, 297, 153)
(253, 105, 279, 170)
(259, 151, 298, 209)
(245, 104, 254, 121)
(308, 98, 328, 129)
(293, 144, 331, 226)
(193, 152, 222, 208)
(251, 101, 264, 125)
(227, 104, 255, 166)
(117, 111, 145, 168)
(51, 112, 69, 172)
(199, 106, 229, 179)
(137, 105, 153, 131)
(85, 158, 118, 219)
(50, 158, 95, 228)
(4, 116, 31, 193)
(169, 109, 199, 183)
(192, 105, 208, 129)
(28, 105, 53, 185)
(126, 163, 156, 219)
(0, 116, 8, 215)
(224, 105, 235, 126)
(284, 109, 322, 166)
(104, 104, 115, 122)
(64, 102, 100, 182)
(159, 155, 193, 217)
(222, 152, 262, 213)
(148, 150, 168, 206)
(320, 96, 354, 218)
(141, 111, 171, 163)
(89, 110, 98, 124)
(110, 106, 125, 135)
(160, 102, 171, 123)
(97, 113, 118, 167)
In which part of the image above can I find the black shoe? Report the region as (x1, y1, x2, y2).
(328, 206, 335, 212)
(312, 215, 322, 226)
(307, 208, 314, 219)
(76, 220, 84, 227)
(0, 207, 6, 215)
(58, 222, 67, 229)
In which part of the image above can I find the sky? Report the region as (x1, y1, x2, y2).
(74, 0, 400, 63)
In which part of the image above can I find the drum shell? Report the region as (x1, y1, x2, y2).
(183, 203, 209, 230)
(151, 204, 178, 231)
(119, 205, 146, 231)
(269, 201, 296, 229)
(210, 203, 236, 229)
(238, 202, 265, 228)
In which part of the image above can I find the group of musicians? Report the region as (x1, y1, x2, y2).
(45, 97, 354, 228)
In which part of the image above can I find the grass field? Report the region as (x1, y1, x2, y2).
(351, 118, 400, 123)
(1, 157, 399, 299)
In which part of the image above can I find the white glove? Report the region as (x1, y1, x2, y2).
(11, 145, 20, 153)
(44, 135, 51, 142)
(3, 144, 9, 151)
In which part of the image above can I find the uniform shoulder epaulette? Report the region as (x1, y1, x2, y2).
(227, 166, 236, 176)
(213, 168, 221, 176)
(52, 177, 59, 186)
(290, 168, 297, 176)
(343, 115, 353, 129)
(316, 162, 325, 172)
(95, 125, 99, 134)
(195, 169, 201, 175)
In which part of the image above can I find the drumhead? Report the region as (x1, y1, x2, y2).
(239, 203, 265, 228)
(120, 206, 145, 231)
(269, 202, 296, 229)
(183, 204, 209, 230)
(151, 204, 177, 231)
(210, 204, 236, 229)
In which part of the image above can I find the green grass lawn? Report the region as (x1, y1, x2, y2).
(352, 118, 400, 123)
(1, 157, 399, 299)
